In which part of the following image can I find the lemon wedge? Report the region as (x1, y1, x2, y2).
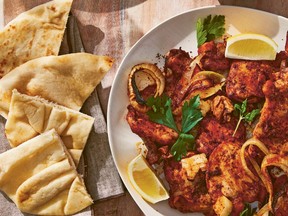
(127, 154, 169, 204)
(225, 33, 278, 60)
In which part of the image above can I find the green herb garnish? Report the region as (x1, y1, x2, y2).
(146, 95, 179, 133)
(196, 14, 226, 47)
(239, 203, 257, 216)
(233, 99, 260, 136)
(147, 95, 203, 161)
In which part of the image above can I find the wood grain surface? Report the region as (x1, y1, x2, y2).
(4, 0, 288, 215)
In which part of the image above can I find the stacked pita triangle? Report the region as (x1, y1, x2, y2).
(0, 52, 113, 118)
(0, 0, 73, 78)
(0, 0, 114, 215)
(6, 90, 95, 165)
(0, 129, 93, 215)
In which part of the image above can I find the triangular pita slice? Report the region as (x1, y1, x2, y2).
(0, 0, 73, 78)
(0, 53, 113, 118)
(5, 90, 94, 165)
(0, 129, 93, 215)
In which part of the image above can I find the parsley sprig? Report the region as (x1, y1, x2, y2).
(196, 14, 225, 47)
(146, 95, 203, 161)
(233, 99, 260, 137)
(146, 95, 179, 133)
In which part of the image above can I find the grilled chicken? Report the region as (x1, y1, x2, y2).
(164, 49, 193, 99)
(211, 95, 234, 122)
(198, 41, 230, 72)
(273, 175, 288, 216)
(165, 49, 192, 77)
(253, 60, 288, 152)
(126, 105, 178, 146)
(164, 49, 205, 110)
(206, 142, 265, 216)
(163, 152, 214, 215)
(125, 34, 288, 216)
(226, 60, 274, 103)
(126, 105, 178, 164)
(196, 115, 246, 157)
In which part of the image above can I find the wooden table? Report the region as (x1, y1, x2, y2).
(4, 0, 288, 215)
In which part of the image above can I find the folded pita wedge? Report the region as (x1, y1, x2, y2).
(5, 90, 94, 165)
(0, 0, 73, 79)
(0, 129, 93, 215)
(0, 53, 113, 118)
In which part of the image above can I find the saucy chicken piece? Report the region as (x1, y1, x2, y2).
(164, 49, 193, 99)
(126, 105, 178, 146)
(273, 175, 288, 216)
(226, 60, 274, 103)
(164, 49, 205, 110)
(163, 153, 214, 215)
(206, 142, 266, 216)
(126, 105, 178, 164)
(165, 49, 192, 76)
(141, 139, 160, 165)
(253, 61, 288, 151)
(198, 41, 230, 72)
(196, 115, 246, 157)
(211, 95, 234, 122)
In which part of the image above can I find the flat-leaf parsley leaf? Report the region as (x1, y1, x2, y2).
(196, 15, 225, 47)
(146, 95, 202, 161)
(181, 95, 203, 134)
(146, 95, 179, 133)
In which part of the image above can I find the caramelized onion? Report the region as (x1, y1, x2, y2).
(173, 71, 225, 115)
(128, 63, 165, 112)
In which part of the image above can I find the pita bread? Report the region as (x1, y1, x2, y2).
(5, 90, 94, 165)
(0, 129, 93, 215)
(0, 0, 72, 78)
(0, 53, 113, 118)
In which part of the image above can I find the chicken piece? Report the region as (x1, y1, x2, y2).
(164, 49, 193, 98)
(136, 139, 164, 165)
(268, 32, 288, 69)
(172, 72, 225, 116)
(206, 142, 265, 216)
(126, 105, 178, 164)
(142, 139, 160, 165)
(198, 41, 230, 72)
(163, 153, 214, 215)
(181, 153, 208, 180)
(253, 61, 288, 151)
(164, 49, 204, 110)
(226, 60, 274, 103)
(164, 49, 192, 76)
(211, 95, 234, 122)
(126, 105, 178, 146)
(196, 115, 246, 157)
(226, 35, 288, 104)
(273, 175, 288, 215)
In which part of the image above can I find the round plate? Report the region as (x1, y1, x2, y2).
(107, 5, 288, 216)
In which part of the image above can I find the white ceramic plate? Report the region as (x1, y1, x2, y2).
(107, 5, 288, 216)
